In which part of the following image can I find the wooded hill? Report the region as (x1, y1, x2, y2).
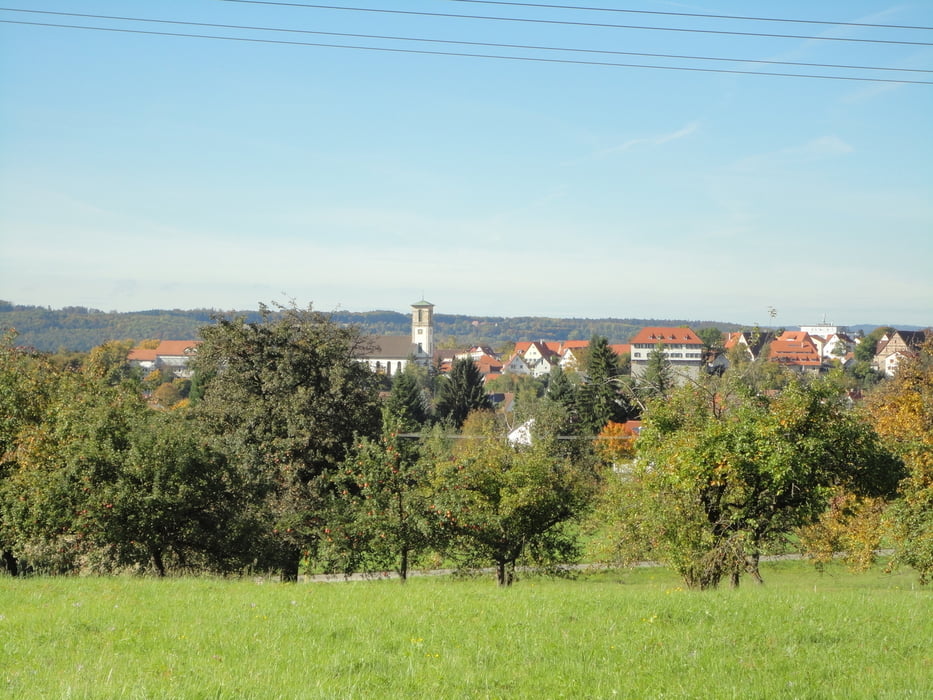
(0, 301, 743, 352)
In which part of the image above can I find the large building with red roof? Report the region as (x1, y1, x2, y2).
(629, 326, 705, 385)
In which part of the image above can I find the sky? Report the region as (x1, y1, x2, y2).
(1, 0, 931, 328)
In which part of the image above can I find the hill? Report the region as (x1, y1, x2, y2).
(1, 301, 743, 353)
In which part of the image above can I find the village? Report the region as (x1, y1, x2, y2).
(126, 299, 928, 396)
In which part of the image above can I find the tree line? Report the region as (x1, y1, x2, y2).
(1, 304, 929, 588)
(0, 301, 738, 352)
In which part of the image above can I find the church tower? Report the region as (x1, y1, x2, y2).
(411, 299, 434, 358)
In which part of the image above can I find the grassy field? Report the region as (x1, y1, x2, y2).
(1, 561, 930, 699)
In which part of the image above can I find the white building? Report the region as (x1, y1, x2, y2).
(358, 300, 435, 376)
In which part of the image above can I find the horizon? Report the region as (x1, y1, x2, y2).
(1, 299, 925, 332)
(2, 1, 931, 326)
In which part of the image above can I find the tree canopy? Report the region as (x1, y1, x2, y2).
(193, 303, 381, 580)
(598, 375, 903, 589)
(435, 357, 490, 429)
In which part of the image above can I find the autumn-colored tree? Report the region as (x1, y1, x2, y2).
(602, 376, 902, 589)
(864, 338, 933, 583)
(595, 420, 638, 466)
(797, 488, 887, 573)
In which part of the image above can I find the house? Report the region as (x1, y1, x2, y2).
(768, 331, 822, 374)
(507, 418, 535, 446)
(711, 330, 777, 372)
(818, 332, 856, 362)
(127, 340, 201, 379)
(502, 353, 532, 376)
(503, 339, 629, 376)
(357, 300, 435, 376)
(873, 329, 928, 377)
(629, 327, 705, 385)
(503, 341, 561, 379)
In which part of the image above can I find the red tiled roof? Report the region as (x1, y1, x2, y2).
(768, 332, 821, 366)
(128, 340, 201, 362)
(153, 340, 201, 357)
(629, 327, 703, 345)
(127, 348, 159, 362)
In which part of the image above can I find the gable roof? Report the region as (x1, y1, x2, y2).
(153, 340, 201, 357)
(893, 329, 928, 348)
(128, 340, 200, 362)
(724, 331, 776, 359)
(127, 347, 159, 362)
(359, 335, 420, 359)
(769, 331, 821, 366)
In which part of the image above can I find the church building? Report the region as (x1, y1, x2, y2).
(357, 299, 435, 376)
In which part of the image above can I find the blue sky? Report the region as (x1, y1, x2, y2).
(1, 1, 931, 327)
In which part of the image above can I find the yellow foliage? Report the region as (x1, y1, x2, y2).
(596, 421, 637, 464)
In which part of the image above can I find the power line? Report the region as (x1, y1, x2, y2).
(213, 0, 933, 47)
(444, 0, 933, 32)
(4, 18, 931, 85)
(4, 8, 929, 75)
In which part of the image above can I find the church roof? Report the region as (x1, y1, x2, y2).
(360, 335, 422, 360)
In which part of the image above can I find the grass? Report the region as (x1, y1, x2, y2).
(1, 561, 930, 699)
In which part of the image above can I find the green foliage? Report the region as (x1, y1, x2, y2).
(486, 373, 547, 425)
(854, 326, 893, 364)
(85, 410, 251, 576)
(384, 367, 429, 429)
(696, 326, 723, 354)
(430, 412, 597, 585)
(0, 348, 247, 576)
(639, 342, 675, 401)
(577, 335, 632, 433)
(2, 301, 742, 352)
(83, 340, 138, 387)
(193, 303, 382, 579)
(0, 333, 61, 574)
(434, 358, 490, 429)
(598, 375, 903, 589)
(322, 423, 436, 580)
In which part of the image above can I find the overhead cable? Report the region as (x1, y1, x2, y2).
(213, 0, 933, 47)
(3, 18, 931, 85)
(3, 8, 929, 75)
(443, 0, 933, 32)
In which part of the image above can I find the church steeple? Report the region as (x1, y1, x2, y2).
(411, 299, 434, 357)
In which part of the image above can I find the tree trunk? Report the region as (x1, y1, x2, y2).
(745, 552, 764, 585)
(496, 560, 514, 586)
(151, 547, 166, 577)
(2, 550, 19, 577)
(280, 549, 301, 582)
(399, 547, 409, 584)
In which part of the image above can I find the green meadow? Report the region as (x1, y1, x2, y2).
(2, 562, 930, 699)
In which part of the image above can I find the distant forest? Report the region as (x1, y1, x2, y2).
(2, 300, 745, 353)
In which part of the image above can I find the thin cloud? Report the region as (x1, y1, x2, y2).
(602, 122, 700, 156)
(731, 134, 855, 172)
